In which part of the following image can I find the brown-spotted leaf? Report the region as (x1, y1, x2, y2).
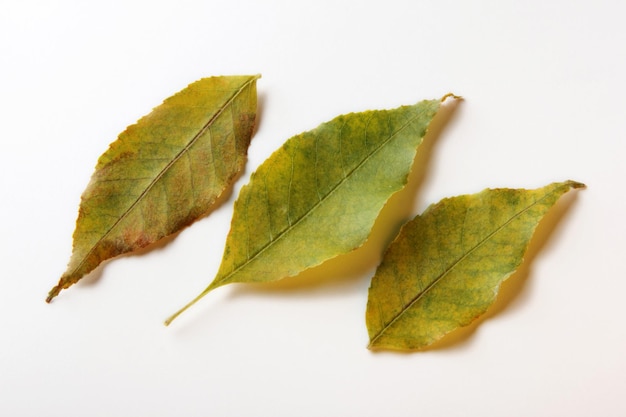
(165, 94, 458, 324)
(366, 180, 585, 351)
(47, 75, 260, 302)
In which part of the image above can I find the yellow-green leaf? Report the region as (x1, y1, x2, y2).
(47, 75, 260, 302)
(165, 95, 456, 324)
(366, 180, 585, 351)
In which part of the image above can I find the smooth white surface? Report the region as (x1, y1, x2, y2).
(1, 0, 625, 416)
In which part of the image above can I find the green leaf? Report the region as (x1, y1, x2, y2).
(47, 75, 260, 302)
(366, 180, 585, 351)
(165, 95, 457, 324)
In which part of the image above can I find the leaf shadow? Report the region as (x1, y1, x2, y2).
(75, 226, 187, 289)
(75, 175, 240, 292)
(417, 188, 583, 352)
(253, 91, 267, 136)
(228, 96, 463, 300)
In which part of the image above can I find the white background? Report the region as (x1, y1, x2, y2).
(1, 0, 625, 416)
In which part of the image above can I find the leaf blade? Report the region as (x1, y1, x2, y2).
(48, 75, 260, 301)
(366, 180, 585, 351)
(165, 95, 455, 324)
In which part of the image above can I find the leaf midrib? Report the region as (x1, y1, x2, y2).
(369, 184, 566, 347)
(213, 103, 433, 288)
(70, 76, 257, 277)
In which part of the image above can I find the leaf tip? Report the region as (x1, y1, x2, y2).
(567, 180, 586, 190)
(441, 93, 463, 102)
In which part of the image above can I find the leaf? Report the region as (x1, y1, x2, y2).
(47, 75, 260, 302)
(366, 180, 585, 351)
(165, 94, 458, 324)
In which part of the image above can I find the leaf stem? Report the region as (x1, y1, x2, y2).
(164, 286, 214, 326)
(46, 285, 61, 303)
